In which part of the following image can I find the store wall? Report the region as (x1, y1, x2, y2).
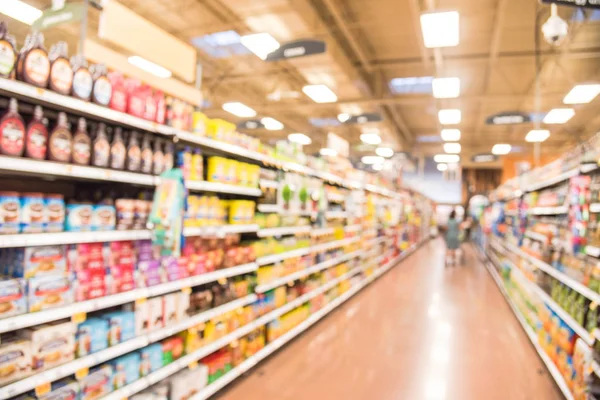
(462, 168, 502, 204)
(501, 153, 558, 182)
(403, 158, 461, 204)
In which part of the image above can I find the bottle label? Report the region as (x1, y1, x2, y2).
(26, 122, 47, 159)
(24, 49, 50, 87)
(153, 152, 164, 175)
(127, 146, 141, 171)
(49, 130, 71, 162)
(93, 138, 109, 167)
(93, 77, 112, 106)
(0, 117, 25, 156)
(73, 69, 92, 100)
(0, 40, 15, 76)
(141, 148, 152, 173)
(50, 58, 73, 95)
(73, 140, 90, 164)
(110, 143, 125, 169)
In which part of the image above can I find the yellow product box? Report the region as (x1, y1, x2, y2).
(218, 200, 229, 225)
(197, 196, 208, 226)
(207, 196, 220, 225)
(207, 119, 223, 140)
(207, 156, 227, 183)
(226, 159, 238, 186)
(228, 200, 244, 225)
(237, 162, 249, 187)
(192, 111, 208, 136)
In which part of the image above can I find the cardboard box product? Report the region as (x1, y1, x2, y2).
(40, 379, 80, 400)
(134, 299, 151, 335)
(162, 293, 179, 325)
(0, 278, 27, 319)
(27, 274, 74, 312)
(0, 339, 32, 385)
(102, 311, 136, 346)
(136, 260, 162, 288)
(110, 352, 141, 388)
(78, 365, 113, 400)
(139, 343, 163, 376)
(76, 318, 109, 357)
(20, 321, 75, 371)
(161, 336, 184, 365)
(10, 245, 67, 279)
(148, 297, 164, 331)
(170, 366, 208, 400)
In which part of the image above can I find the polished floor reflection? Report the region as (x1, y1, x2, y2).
(219, 239, 563, 400)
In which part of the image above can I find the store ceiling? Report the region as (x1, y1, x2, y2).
(4, 0, 600, 165)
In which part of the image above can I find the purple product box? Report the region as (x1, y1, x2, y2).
(136, 260, 162, 287)
(161, 256, 186, 282)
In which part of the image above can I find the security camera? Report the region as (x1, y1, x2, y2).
(542, 4, 568, 46)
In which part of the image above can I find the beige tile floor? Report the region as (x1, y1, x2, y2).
(218, 239, 563, 400)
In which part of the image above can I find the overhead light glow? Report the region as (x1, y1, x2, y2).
(438, 109, 461, 125)
(240, 33, 280, 60)
(443, 143, 461, 154)
(362, 156, 385, 165)
(420, 11, 460, 48)
(320, 148, 337, 157)
(360, 133, 382, 145)
(222, 102, 257, 118)
(261, 117, 283, 131)
(0, 0, 42, 25)
(302, 84, 338, 103)
(288, 133, 312, 145)
(432, 77, 460, 99)
(128, 56, 172, 78)
(372, 163, 384, 171)
(437, 163, 448, 171)
(492, 144, 512, 155)
(525, 129, 550, 143)
(543, 108, 575, 124)
(337, 113, 350, 122)
(375, 147, 394, 158)
(389, 76, 433, 94)
(434, 154, 460, 163)
(563, 84, 600, 104)
(441, 129, 460, 141)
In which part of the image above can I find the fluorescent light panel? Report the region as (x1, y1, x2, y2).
(261, 117, 283, 130)
(288, 133, 312, 145)
(372, 163, 384, 171)
(441, 129, 460, 141)
(563, 84, 600, 104)
(337, 113, 350, 122)
(434, 154, 460, 163)
(302, 84, 338, 103)
(222, 102, 256, 118)
(443, 143, 461, 154)
(492, 144, 512, 155)
(438, 109, 461, 125)
(320, 148, 337, 157)
(432, 77, 460, 99)
(360, 133, 382, 145)
(437, 163, 448, 171)
(128, 56, 172, 78)
(0, 0, 42, 25)
(375, 147, 394, 158)
(420, 11, 460, 48)
(543, 108, 575, 124)
(362, 156, 385, 165)
(525, 129, 550, 143)
(240, 33, 280, 60)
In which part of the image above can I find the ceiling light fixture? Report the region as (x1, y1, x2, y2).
(440, 129, 461, 141)
(222, 102, 257, 118)
(320, 148, 337, 157)
(240, 33, 280, 60)
(563, 84, 600, 104)
(492, 144, 512, 155)
(375, 147, 394, 158)
(543, 108, 575, 124)
(525, 129, 550, 143)
(261, 117, 283, 130)
(0, 0, 42, 25)
(443, 143, 461, 154)
(360, 133, 382, 145)
(420, 11, 460, 48)
(437, 163, 448, 171)
(433, 154, 460, 163)
(438, 109, 461, 125)
(372, 163, 384, 171)
(337, 113, 350, 122)
(302, 84, 338, 103)
(432, 77, 460, 99)
(128, 56, 172, 78)
(362, 156, 385, 165)
(288, 133, 312, 145)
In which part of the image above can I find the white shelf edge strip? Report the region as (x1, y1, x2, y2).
(526, 167, 579, 193)
(257, 226, 312, 238)
(0, 229, 151, 248)
(258, 179, 279, 189)
(344, 224, 362, 233)
(311, 237, 359, 253)
(186, 181, 261, 197)
(0, 263, 257, 334)
(183, 224, 259, 237)
(524, 230, 548, 243)
(0, 294, 257, 399)
(482, 254, 575, 400)
(530, 206, 569, 215)
(256, 247, 311, 266)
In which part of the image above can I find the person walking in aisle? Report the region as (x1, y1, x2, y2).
(445, 210, 460, 265)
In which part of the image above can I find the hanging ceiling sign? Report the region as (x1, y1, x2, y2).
(32, 3, 84, 30)
(471, 153, 498, 163)
(485, 112, 531, 125)
(540, 0, 600, 9)
(266, 39, 326, 62)
(343, 113, 383, 125)
(237, 120, 264, 130)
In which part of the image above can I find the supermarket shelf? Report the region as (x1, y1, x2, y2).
(368, 236, 386, 246)
(311, 237, 359, 253)
(257, 226, 311, 237)
(345, 224, 362, 233)
(175, 131, 267, 164)
(256, 204, 280, 213)
(311, 227, 335, 236)
(183, 224, 259, 237)
(524, 230, 549, 243)
(0, 155, 158, 186)
(0, 263, 257, 335)
(0, 229, 151, 248)
(186, 181, 261, 197)
(592, 361, 600, 378)
(256, 247, 311, 266)
(0, 294, 257, 399)
(327, 192, 346, 203)
(585, 245, 600, 258)
(529, 206, 569, 216)
(482, 251, 575, 400)
(258, 179, 279, 189)
(580, 163, 598, 174)
(255, 249, 364, 293)
(525, 167, 579, 192)
(325, 210, 348, 219)
(590, 203, 600, 213)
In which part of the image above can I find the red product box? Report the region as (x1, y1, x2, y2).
(68, 243, 108, 301)
(108, 72, 127, 113)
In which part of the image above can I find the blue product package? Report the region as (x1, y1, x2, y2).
(0, 191, 20, 234)
(39, 378, 80, 400)
(65, 204, 93, 232)
(20, 193, 45, 234)
(79, 365, 113, 400)
(0, 278, 27, 318)
(139, 343, 164, 375)
(102, 311, 136, 345)
(92, 205, 116, 231)
(76, 318, 109, 357)
(111, 352, 141, 388)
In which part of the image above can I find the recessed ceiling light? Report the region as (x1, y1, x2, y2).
(288, 133, 312, 145)
(440, 129, 461, 141)
(443, 143, 461, 154)
(420, 11, 460, 48)
(372, 163, 384, 171)
(525, 129, 550, 143)
(222, 102, 257, 118)
(0, 0, 42, 25)
(434, 154, 460, 163)
(337, 113, 350, 122)
(543, 108, 575, 124)
(261, 117, 283, 130)
(240, 33, 280, 60)
(320, 148, 337, 157)
(389, 76, 433, 94)
(128, 56, 172, 78)
(437, 163, 448, 171)
(375, 147, 394, 158)
(302, 84, 338, 103)
(563, 84, 600, 104)
(438, 109, 461, 125)
(432, 77, 460, 99)
(362, 156, 385, 165)
(492, 144, 512, 155)
(360, 133, 382, 145)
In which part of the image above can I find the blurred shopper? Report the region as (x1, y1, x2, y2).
(445, 210, 460, 265)
(462, 216, 473, 243)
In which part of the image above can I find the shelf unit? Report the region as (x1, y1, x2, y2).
(257, 225, 312, 237)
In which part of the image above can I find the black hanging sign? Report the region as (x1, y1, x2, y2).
(540, 0, 600, 9)
(343, 113, 383, 125)
(471, 153, 498, 163)
(237, 120, 264, 130)
(485, 112, 531, 125)
(266, 39, 326, 61)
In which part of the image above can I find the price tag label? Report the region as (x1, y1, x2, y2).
(135, 297, 147, 305)
(35, 382, 51, 397)
(188, 360, 198, 370)
(591, 302, 598, 311)
(72, 312, 87, 324)
(182, 287, 191, 295)
(75, 367, 89, 380)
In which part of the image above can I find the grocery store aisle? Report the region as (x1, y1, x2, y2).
(220, 239, 563, 400)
